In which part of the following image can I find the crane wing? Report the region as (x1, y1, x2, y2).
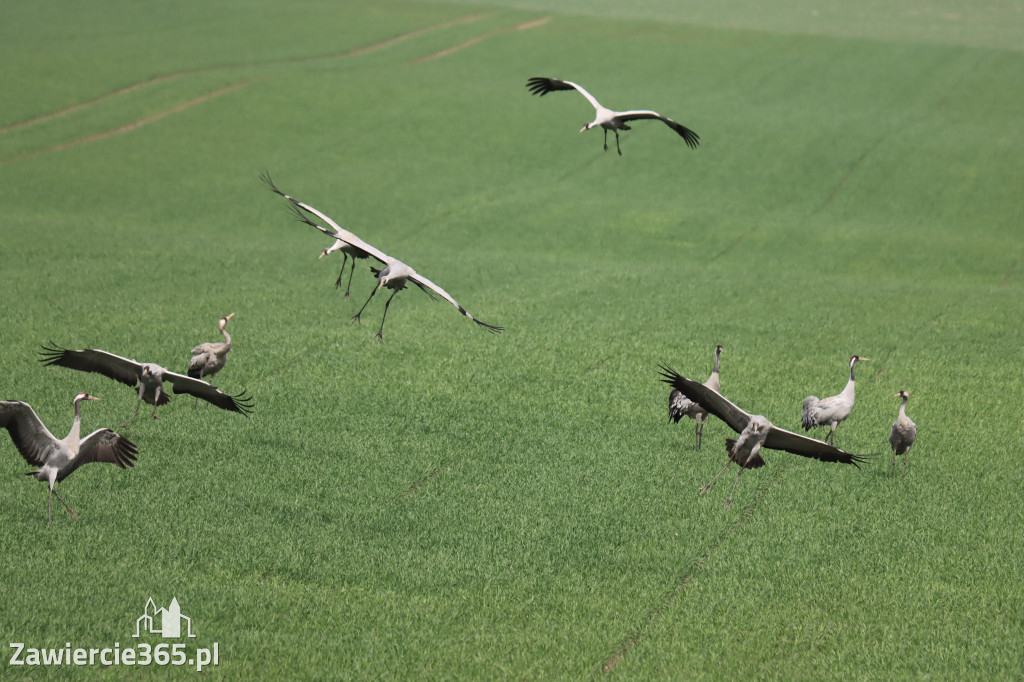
(658, 365, 750, 434)
(0, 401, 60, 466)
(407, 270, 503, 333)
(39, 344, 141, 387)
(261, 172, 391, 265)
(764, 425, 871, 466)
(58, 428, 138, 481)
(160, 370, 254, 415)
(526, 77, 602, 111)
(617, 110, 700, 149)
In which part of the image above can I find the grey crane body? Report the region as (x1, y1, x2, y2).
(669, 344, 722, 450)
(188, 313, 235, 406)
(263, 174, 503, 342)
(889, 390, 917, 474)
(526, 77, 700, 155)
(659, 365, 872, 508)
(1, 393, 138, 521)
(262, 172, 375, 300)
(321, 235, 371, 299)
(40, 345, 253, 426)
(802, 355, 869, 445)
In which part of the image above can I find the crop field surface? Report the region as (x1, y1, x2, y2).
(0, 0, 1022, 679)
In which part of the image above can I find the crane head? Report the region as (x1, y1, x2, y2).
(895, 390, 910, 400)
(73, 392, 100, 404)
(851, 355, 869, 364)
(749, 415, 770, 433)
(219, 313, 235, 327)
(580, 123, 592, 133)
(318, 247, 330, 259)
(715, 344, 723, 355)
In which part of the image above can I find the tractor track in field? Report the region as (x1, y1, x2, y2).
(0, 12, 490, 156)
(814, 134, 887, 214)
(597, 466, 786, 675)
(0, 81, 251, 166)
(411, 16, 554, 63)
(0, 11, 548, 165)
(0, 73, 189, 134)
(1000, 251, 1022, 287)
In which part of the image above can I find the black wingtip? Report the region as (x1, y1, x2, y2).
(38, 341, 68, 366)
(286, 200, 315, 227)
(657, 363, 682, 385)
(259, 170, 284, 196)
(525, 76, 553, 96)
(231, 390, 255, 416)
(476, 320, 503, 334)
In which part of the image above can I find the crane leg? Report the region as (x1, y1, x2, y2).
(120, 386, 146, 429)
(50, 486, 78, 521)
(724, 469, 743, 509)
(614, 130, 622, 156)
(335, 254, 349, 290)
(700, 460, 732, 495)
(891, 453, 896, 476)
(826, 425, 836, 445)
(903, 450, 912, 474)
(151, 387, 161, 420)
(374, 289, 400, 343)
(352, 283, 379, 324)
(344, 258, 356, 300)
(695, 416, 704, 451)
(603, 128, 608, 151)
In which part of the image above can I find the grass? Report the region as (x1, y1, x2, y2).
(1, 0, 1023, 678)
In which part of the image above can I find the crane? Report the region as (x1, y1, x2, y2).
(1, 393, 138, 522)
(261, 172, 373, 299)
(669, 344, 722, 450)
(526, 77, 699, 155)
(40, 344, 254, 426)
(263, 175, 503, 341)
(889, 390, 917, 474)
(659, 365, 872, 508)
(187, 313, 235, 405)
(801, 355, 869, 445)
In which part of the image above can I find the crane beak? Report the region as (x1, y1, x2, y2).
(226, 313, 235, 320)
(859, 357, 871, 362)
(318, 249, 328, 259)
(87, 395, 101, 401)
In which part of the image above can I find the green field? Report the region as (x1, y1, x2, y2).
(1, 0, 1022, 678)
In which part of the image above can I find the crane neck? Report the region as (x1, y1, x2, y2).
(899, 395, 909, 417)
(67, 399, 84, 444)
(712, 350, 721, 376)
(840, 365, 857, 399)
(221, 326, 232, 349)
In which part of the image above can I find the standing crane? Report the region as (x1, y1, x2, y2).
(526, 77, 700, 155)
(263, 175, 503, 342)
(1, 393, 138, 522)
(659, 365, 872, 508)
(889, 390, 917, 475)
(801, 355, 869, 445)
(669, 344, 722, 450)
(40, 344, 254, 426)
(188, 313, 235, 405)
(261, 172, 373, 299)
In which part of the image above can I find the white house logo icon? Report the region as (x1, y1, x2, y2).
(133, 597, 196, 639)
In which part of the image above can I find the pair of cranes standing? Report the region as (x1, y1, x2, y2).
(664, 348, 918, 508)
